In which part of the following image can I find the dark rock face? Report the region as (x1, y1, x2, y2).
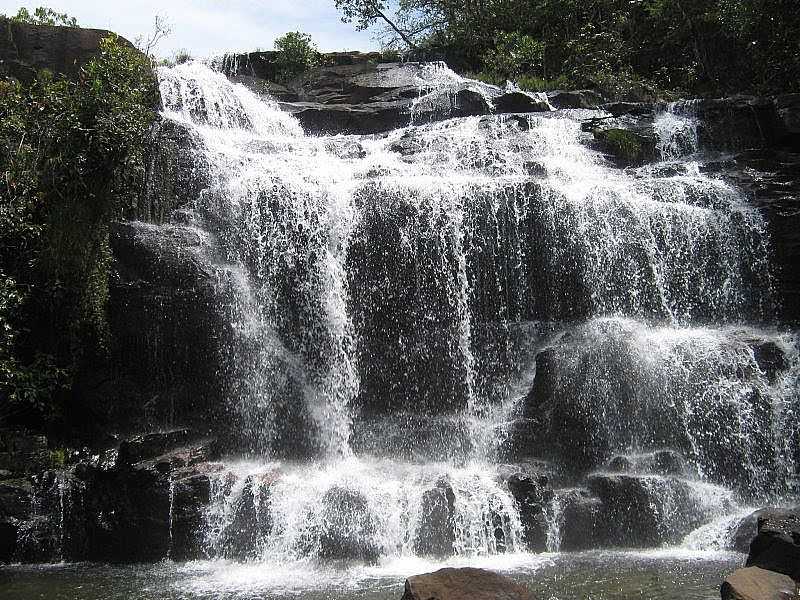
(0, 19, 135, 83)
(494, 91, 551, 113)
(415, 480, 456, 557)
(403, 567, 534, 600)
(132, 118, 209, 223)
(589, 123, 658, 166)
(506, 473, 552, 551)
(0, 479, 32, 561)
(4, 432, 219, 564)
(559, 490, 606, 551)
(318, 487, 377, 562)
(587, 474, 709, 546)
(107, 221, 229, 437)
(0, 430, 49, 475)
(721, 566, 797, 600)
(548, 89, 603, 109)
(745, 508, 800, 582)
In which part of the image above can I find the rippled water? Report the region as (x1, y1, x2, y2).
(0, 551, 741, 600)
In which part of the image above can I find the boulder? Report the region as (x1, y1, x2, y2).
(415, 480, 456, 556)
(591, 126, 658, 166)
(559, 490, 607, 551)
(494, 91, 552, 113)
(746, 508, 800, 581)
(548, 90, 603, 109)
(601, 102, 656, 117)
(318, 487, 378, 562)
(721, 567, 797, 600)
(587, 474, 707, 546)
(505, 473, 552, 551)
(117, 429, 196, 467)
(402, 567, 534, 600)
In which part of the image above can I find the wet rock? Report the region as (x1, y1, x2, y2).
(0, 479, 32, 561)
(506, 473, 552, 551)
(133, 117, 209, 223)
(602, 102, 655, 117)
(588, 474, 706, 546)
(774, 94, 800, 141)
(0, 430, 49, 475)
(693, 97, 784, 152)
(285, 100, 412, 135)
(605, 450, 685, 476)
(746, 508, 800, 581)
(319, 487, 378, 562)
(721, 567, 797, 600)
(548, 90, 603, 109)
(751, 341, 788, 383)
(592, 126, 658, 166)
(117, 429, 196, 467)
(415, 479, 456, 556)
(108, 222, 233, 440)
(559, 490, 606, 551)
(169, 471, 214, 560)
(402, 567, 534, 600)
(494, 91, 551, 113)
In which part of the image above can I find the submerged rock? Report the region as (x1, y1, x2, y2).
(721, 567, 797, 600)
(402, 567, 534, 600)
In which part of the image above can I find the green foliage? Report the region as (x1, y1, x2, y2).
(482, 32, 544, 81)
(273, 31, 320, 83)
(336, 0, 800, 96)
(4, 6, 78, 27)
(174, 49, 192, 65)
(0, 35, 158, 424)
(48, 447, 66, 468)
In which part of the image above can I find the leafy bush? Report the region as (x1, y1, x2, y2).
(481, 32, 544, 81)
(273, 31, 320, 83)
(3, 6, 78, 27)
(0, 34, 158, 426)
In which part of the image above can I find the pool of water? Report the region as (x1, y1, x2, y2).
(0, 549, 742, 600)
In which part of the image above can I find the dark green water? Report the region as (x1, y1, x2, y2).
(0, 550, 741, 600)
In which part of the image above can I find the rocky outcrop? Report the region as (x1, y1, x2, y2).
(402, 567, 534, 600)
(721, 567, 798, 600)
(132, 118, 209, 223)
(3, 431, 219, 564)
(0, 18, 135, 83)
(745, 508, 800, 582)
(506, 473, 552, 551)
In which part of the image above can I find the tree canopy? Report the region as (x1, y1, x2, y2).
(335, 0, 800, 96)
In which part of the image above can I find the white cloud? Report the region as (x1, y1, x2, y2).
(0, 0, 380, 57)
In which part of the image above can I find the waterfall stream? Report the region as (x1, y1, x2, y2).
(149, 60, 798, 566)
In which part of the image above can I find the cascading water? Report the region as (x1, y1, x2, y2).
(150, 58, 798, 572)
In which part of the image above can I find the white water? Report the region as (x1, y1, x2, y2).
(152, 60, 795, 568)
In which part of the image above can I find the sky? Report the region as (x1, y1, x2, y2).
(0, 0, 381, 57)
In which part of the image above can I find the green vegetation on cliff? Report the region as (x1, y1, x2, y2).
(0, 33, 158, 429)
(336, 0, 800, 97)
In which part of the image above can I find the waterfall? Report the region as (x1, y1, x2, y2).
(148, 60, 797, 563)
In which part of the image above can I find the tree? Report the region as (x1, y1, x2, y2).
(4, 6, 78, 27)
(273, 31, 320, 83)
